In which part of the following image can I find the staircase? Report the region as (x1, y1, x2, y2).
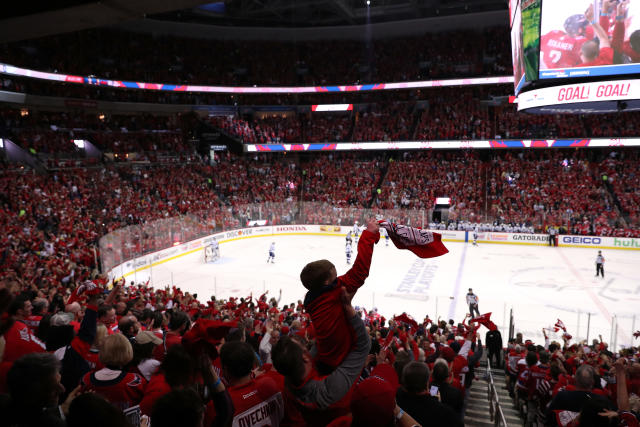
(464, 364, 521, 426)
(366, 154, 391, 208)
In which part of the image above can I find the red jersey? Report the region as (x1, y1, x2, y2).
(541, 30, 587, 69)
(451, 355, 470, 391)
(507, 349, 523, 375)
(152, 331, 182, 361)
(227, 377, 284, 427)
(2, 320, 46, 362)
(304, 229, 379, 369)
(81, 369, 147, 411)
(140, 373, 171, 415)
(24, 315, 42, 333)
(527, 363, 550, 399)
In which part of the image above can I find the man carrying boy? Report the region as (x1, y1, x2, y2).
(299, 218, 379, 373)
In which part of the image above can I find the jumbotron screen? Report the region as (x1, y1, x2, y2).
(539, 0, 640, 79)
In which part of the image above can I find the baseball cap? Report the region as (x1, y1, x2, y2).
(351, 364, 398, 426)
(136, 331, 162, 345)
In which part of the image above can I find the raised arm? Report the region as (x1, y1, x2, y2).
(339, 219, 380, 293)
(586, 5, 611, 48)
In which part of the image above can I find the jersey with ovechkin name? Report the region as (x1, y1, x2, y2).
(228, 376, 284, 427)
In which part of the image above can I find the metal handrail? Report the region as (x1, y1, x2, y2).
(486, 358, 508, 427)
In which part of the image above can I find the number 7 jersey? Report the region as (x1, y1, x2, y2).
(540, 30, 587, 69)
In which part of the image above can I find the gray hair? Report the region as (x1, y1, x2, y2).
(575, 364, 595, 390)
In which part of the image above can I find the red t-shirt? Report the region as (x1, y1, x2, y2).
(305, 229, 379, 369)
(579, 47, 614, 67)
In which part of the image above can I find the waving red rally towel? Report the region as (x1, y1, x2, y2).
(378, 220, 449, 258)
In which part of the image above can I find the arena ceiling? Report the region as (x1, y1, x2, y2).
(0, 0, 506, 42)
(165, 0, 507, 27)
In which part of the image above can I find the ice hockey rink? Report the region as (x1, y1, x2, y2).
(131, 234, 640, 351)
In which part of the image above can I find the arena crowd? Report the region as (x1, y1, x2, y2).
(0, 218, 637, 427)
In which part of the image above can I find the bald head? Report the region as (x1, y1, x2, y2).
(65, 302, 82, 317)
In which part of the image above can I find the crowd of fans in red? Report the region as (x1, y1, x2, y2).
(0, 221, 637, 427)
(1, 17, 639, 427)
(1, 110, 193, 158)
(207, 103, 640, 145)
(1, 147, 638, 280)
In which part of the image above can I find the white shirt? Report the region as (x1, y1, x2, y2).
(466, 293, 478, 305)
(346, 244, 352, 255)
(269, 243, 275, 252)
(138, 359, 161, 381)
(259, 332, 274, 364)
(596, 255, 604, 264)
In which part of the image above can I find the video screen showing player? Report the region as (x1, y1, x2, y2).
(540, 0, 640, 78)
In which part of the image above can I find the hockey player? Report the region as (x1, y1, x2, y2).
(352, 221, 360, 243)
(267, 242, 275, 263)
(540, 14, 592, 69)
(595, 250, 605, 278)
(346, 231, 353, 246)
(379, 226, 389, 246)
(472, 226, 479, 246)
(345, 241, 352, 264)
(212, 237, 220, 258)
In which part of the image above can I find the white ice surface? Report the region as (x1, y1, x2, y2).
(132, 235, 640, 351)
